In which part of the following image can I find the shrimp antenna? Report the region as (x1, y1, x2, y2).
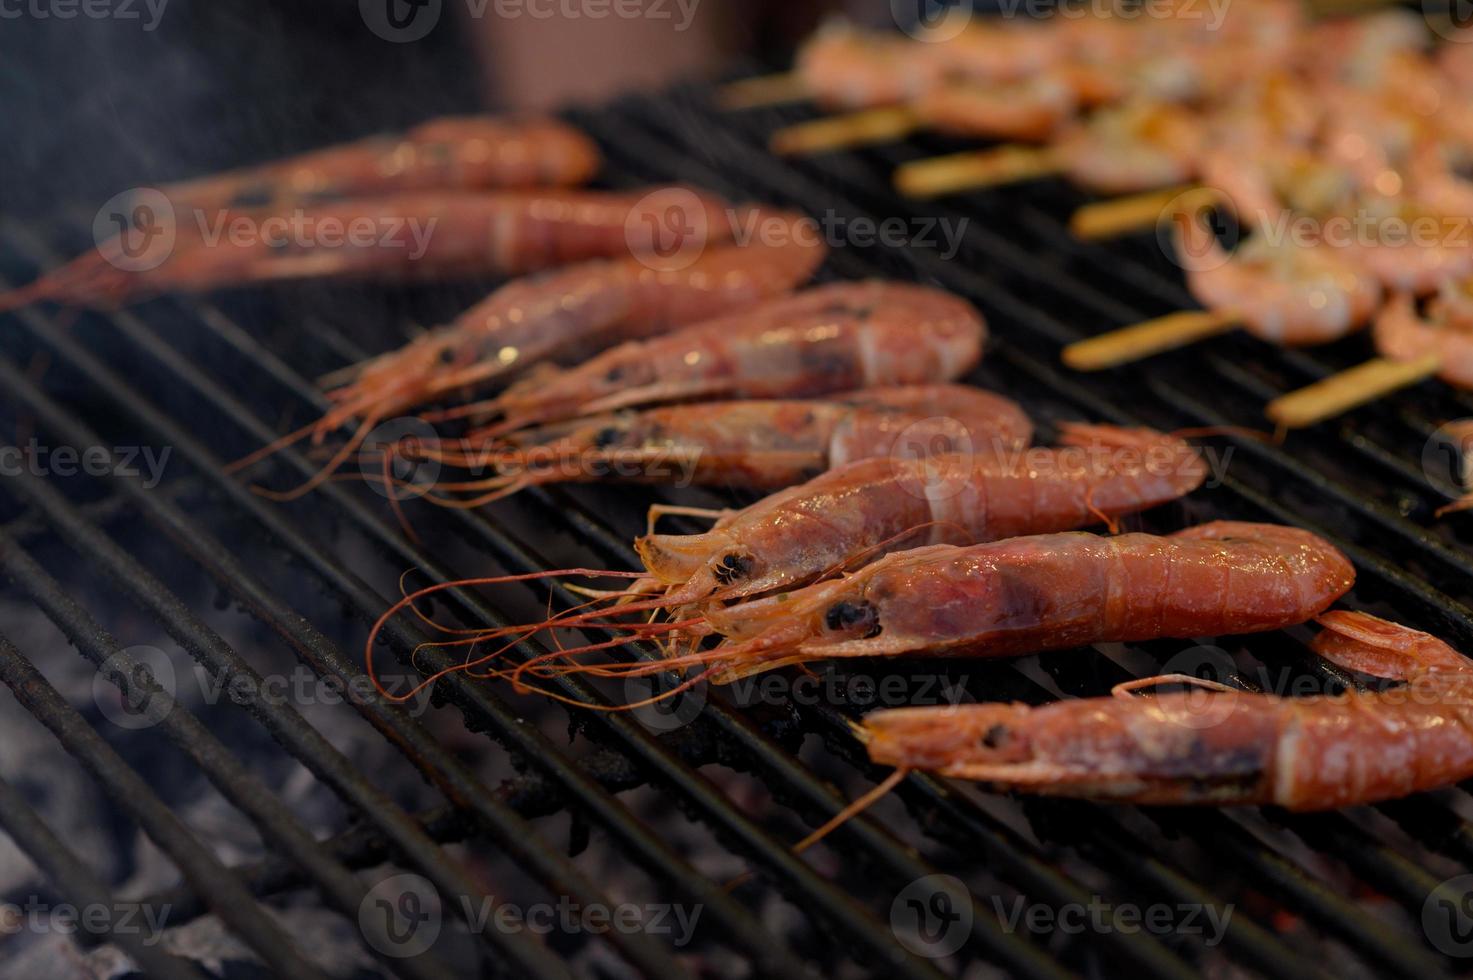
(810, 520, 972, 585)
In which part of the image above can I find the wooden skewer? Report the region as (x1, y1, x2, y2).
(1062, 310, 1240, 371)
(716, 71, 809, 111)
(1069, 185, 1220, 239)
(895, 146, 1061, 199)
(769, 107, 920, 156)
(1264, 354, 1443, 429)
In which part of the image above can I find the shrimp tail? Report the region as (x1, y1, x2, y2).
(1311, 610, 1472, 678)
(0, 252, 132, 312)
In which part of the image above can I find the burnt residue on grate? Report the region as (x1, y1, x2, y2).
(0, 77, 1468, 980)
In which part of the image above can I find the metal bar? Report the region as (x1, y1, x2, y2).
(0, 774, 209, 980)
(0, 631, 330, 980)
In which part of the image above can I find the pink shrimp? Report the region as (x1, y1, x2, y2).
(1373, 285, 1473, 389)
(153, 116, 601, 211)
(911, 78, 1078, 144)
(1346, 196, 1473, 296)
(445, 281, 986, 440)
(650, 521, 1353, 684)
(862, 610, 1473, 810)
(634, 423, 1207, 611)
(1174, 213, 1382, 345)
(395, 384, 1031, 506)
(795, 20, 945, 110)
(0, 187, 732, 312)
(231, 210, 824, 499)
(1053, 102, 1204, 195)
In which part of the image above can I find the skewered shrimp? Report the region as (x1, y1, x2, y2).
(635, 424, 1207, 610)
(1053, 102, 1203, 195)
(862, 610, 1473, 810)
(1173, 213, 1381, 345)
(795, 20, 945, 110)
(155, 116, 601, 211)
(1347, 196, 1473, 296)
(911, 79, 1077, 144)
(445, 281, 986, 440)
(392, 384, 1032, 505)
(232, 210, 823, 499)
(1373, 284, 1473, 389)
(0, 188, 732, 311)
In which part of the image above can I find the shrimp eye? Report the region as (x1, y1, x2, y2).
(981, 724, 1010, 749)
(713, 552, 753, 585)
(594, 427, 622, 448)
(824, 600, 881, 638)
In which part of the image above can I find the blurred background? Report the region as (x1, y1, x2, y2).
(0, 0, 934, 218)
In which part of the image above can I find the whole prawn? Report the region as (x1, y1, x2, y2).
(862, 610, 1473, 810)
(635, 424, 1207, 611)
(1174, 214, 1382, 346)
(440, 281, 987, 440)
(392, 384, 1032, 505)
(233, 209, 824, 499)
(0, 187, 731, 311)
(361, 427, 1216, 700)
(154, 116, 601, 211)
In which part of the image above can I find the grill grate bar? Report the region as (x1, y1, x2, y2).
(0, 632, 331, 980)
(0, 773, 211, 980)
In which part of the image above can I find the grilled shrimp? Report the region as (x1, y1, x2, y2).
(404, 384, 1031, 505)
(1053, 102, 1204, 195)
(0, 187, 731, 311)
(679, 522, 1352, 682)
(1348, 197, 1473, 296)
(636, 424, 1206, 610)
(234, 210, 822, 498)
(451, 281, 986, 439)
(1174, 214, 1381, 345)
(1373, 284, 1473, 389)
(155, 116, 600, 211)
(911, 79, 1077, 143)
(862, 610, 1473, 810)
(795, 20, 945, 110)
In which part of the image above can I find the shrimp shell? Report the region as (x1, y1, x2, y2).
(438, 384, 1031, 500)
(315, 211, 825, 436)
(157, 116, 600, 211)
(1373, 287, 1473, 389)
(637, 424, 1205, 608)
(863, 611, 1473, 810)
(699, 521, 1353, 682)
(0, 188, 731, 311)
(474, 281, 986, 437)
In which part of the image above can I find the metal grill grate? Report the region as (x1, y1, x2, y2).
(0, 74, 1469, 978)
